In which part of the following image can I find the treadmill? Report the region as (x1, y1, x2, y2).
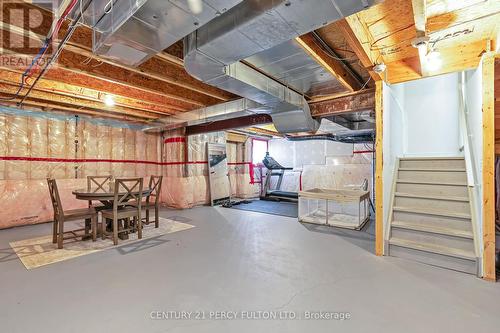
(261, 153, 298, 201)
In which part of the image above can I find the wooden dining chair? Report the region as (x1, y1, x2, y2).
(129, 176, 163, 228)
(47, 178, 98, 249)
(86, 175, 113, 207)
(86, 175, 113, 235)
(101, 178, 144, 245)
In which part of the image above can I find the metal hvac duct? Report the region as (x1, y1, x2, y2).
(184, 0, 380, 133)
(84, 0, 245, 66)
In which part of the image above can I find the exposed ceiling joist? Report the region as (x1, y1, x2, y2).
(295, 33, 362, 92)
(411, 0, 429, 76)
(0, 68, 176, 116)
(0, 82, 158, 120)
(342, 0, 500, 83)
(309, 89, 375, 117)
(0, 99, 149, 123)
(336, 17, 383, 82)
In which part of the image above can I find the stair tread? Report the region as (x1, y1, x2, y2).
(391, 220, 473, 238)
(395, 192, 469, 202)
(397, 179, 468, 186)
(389, 238, 476, 260)
(393, 206, 471, 219)
(399, 168, 466, 172)
(399, 157, 464, 160)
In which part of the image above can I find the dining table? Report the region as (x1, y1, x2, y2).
(72, 187, 152, 240)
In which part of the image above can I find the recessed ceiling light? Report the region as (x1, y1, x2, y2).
(104, 95, 115, 107)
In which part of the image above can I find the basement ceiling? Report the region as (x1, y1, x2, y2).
(333, 0, 500, 83)
(0, 0, 498, 124)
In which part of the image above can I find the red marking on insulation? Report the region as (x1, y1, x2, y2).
(164, 137, 186, 143)
(0, 156, 257, 183)
(353, 150, 374, 154)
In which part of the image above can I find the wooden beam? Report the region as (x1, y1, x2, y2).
(0, 22, 230, 108)
(411, 0, 428, 77)
(309, 88, 375, 104)
(1, 3, 234, 102)
(244, 127, 283, 137)
(482, 52, 496, 281)
(0, 68, 176, 116)
(185, 114, 273, 136)
(375, 80, 383, 256)
(0, 99, 149, 123)
(309, 90, 375, 117)
(337, 17, 382, 82)
(295, 33, 361, 92)
(0, 82, 159, 120)
(411, 0, 427, 33)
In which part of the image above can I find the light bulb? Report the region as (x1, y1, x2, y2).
(104, 95, 115, 107)
(426, 51, 442, 71)
(187, 0, 203, 14)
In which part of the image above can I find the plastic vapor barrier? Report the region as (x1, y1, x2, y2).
(161, 130, 259, 208)
(0, 106, 161, 229)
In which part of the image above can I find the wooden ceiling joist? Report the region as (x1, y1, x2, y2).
(309, 89, 375, 117)
(1, 35, 218, 108)
(0, 82, 158, 120)
(411, 0, 429, 76)
(295, 33, 362, 92)
(0, 2, 238, 121)
(336, 17, 382, 82)
(0, 69, 176, 116)
(1, 2, 233, 103)
(0, 99, 150, 123)
(337, 0, 500, 84)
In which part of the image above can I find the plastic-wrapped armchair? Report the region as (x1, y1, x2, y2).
(47, 178, 98, 249)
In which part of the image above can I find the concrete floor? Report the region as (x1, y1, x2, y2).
(0, 206, 499, 333)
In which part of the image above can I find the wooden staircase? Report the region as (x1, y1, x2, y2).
(387, 157, 478, 275)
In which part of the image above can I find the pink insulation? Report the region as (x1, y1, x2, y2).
(0, 110, 161, 229)
(160, 131, 259, 209)
(0, 107, 261, 229)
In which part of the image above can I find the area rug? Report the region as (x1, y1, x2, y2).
(9, 218, 195, 269)
(227, 200, 298, 218)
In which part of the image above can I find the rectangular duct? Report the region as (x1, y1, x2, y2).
(84, 0, 243, 66)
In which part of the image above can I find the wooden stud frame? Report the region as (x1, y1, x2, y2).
(375, 80, 384, 256)
(482, 52, 496, 281)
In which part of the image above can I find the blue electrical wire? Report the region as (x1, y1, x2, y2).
(0, 39, 49, 101)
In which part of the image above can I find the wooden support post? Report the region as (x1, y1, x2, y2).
(482, 53, 496, 281)
(375, 80, 384, 256)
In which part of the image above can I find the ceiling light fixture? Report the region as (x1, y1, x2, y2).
(426, 50, 442, 71)
(104, 95, 115, 107)
(187, 0, 203, 14)
(373, 63, 387, 74)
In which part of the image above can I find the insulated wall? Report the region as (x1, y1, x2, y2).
(161, 130, 259, 209)
(0, 106, 161, 229)
(268, 138, 373, 194)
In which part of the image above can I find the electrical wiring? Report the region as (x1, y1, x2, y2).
(359, 76, 372, 91)
(0, 0, 82, 102)
(18, 0, 94, 106)
(25, 0, 79, 80)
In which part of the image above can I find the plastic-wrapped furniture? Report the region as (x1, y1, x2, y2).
(299, 188, 370, 230)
